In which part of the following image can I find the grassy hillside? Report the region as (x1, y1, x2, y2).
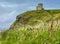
(0, 32, 1, 44)
(1, 10, 60, 44)
(10, 10, 60, 30)
(1, 28, 60, 44)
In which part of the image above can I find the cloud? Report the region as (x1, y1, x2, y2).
(0, 1, 30, 8)
(0, 10, 20, 30)
(0, 10, 17, 22)
(0, 9, 26, 30)
(0, 2, 19, 8)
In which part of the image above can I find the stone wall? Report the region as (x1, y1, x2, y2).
(36, 3, 43, 10)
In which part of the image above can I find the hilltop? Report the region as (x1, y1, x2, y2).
(10, 10, 60, 30)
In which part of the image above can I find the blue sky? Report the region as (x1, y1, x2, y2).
(0, 0, 60, 31)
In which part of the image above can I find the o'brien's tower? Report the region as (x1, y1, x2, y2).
(36, 3, 44, 10)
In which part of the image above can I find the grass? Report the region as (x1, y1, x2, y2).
(1, 28, 60, 44)
(10, 10, 60, 29)
(1, 10, 60, 44)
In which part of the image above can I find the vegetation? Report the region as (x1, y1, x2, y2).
(0, 32, 1, 44)
(1, 10, 60, 44)
(10, 10, 60, 29)
(1, 28, 60, 44)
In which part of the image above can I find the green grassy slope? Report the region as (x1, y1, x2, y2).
(0, 32, 1, 44)
(1, 10, 60, 44)
(10, 10, 60, 29)
(1, 28, 60, 44)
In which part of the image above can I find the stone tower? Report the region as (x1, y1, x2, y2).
(36, 3, 43, 10)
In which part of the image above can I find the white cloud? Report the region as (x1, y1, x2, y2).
(0, 10, 17, 22)
(0, 4, 18, 8)
(0, 2, 19, 8)
(0, 10, 20, 30)
(0, 2, 29, 8)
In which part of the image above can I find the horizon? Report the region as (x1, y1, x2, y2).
(0, 0, 60, 31)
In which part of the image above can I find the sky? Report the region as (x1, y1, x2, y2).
(0, 0, 60, 31)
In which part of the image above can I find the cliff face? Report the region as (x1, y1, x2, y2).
(10, 10, 60, 30)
